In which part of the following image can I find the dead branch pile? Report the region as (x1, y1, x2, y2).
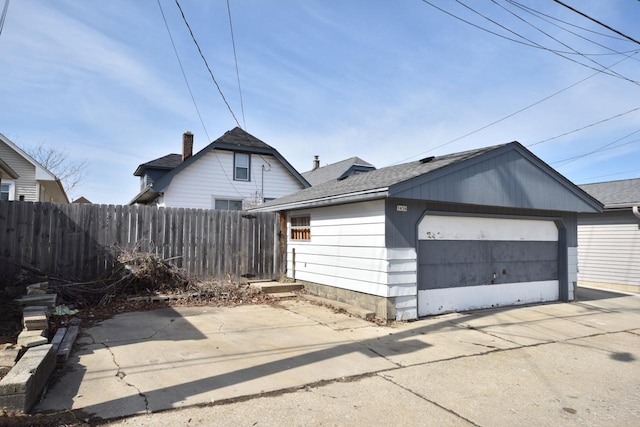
(117, 249, 193, 293)
(46, 249, 196, 307)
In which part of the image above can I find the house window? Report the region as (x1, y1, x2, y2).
(0, 181, 15, 201)
(291, 215, 311, 240)
(234, 153, 250, 181)
(214, 198, 243, 210)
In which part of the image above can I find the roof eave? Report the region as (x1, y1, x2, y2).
(128, 186, 160, 205)
(250, 187, 389, 212)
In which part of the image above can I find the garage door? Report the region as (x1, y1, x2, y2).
(417, 215, 559, 316)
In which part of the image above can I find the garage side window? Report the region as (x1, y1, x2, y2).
(291, 216, 310, 240)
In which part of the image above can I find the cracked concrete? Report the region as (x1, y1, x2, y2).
(36, 287, 639, 426)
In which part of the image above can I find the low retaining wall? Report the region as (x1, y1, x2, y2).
(0, 344, 56, 413)
(298, 280, 396, 320)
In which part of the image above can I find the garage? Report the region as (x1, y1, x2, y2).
(254, 141, 603, 320)
(417, 214, 560, 316)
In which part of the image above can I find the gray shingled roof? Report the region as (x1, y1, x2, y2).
(130, 127, 309, 205)
(134, 154, 182, 176)
(302, 157, 374, 186)
(255, 144, 504, 210)
(215, 126, 274, 149)
(579, 178, 640, 207)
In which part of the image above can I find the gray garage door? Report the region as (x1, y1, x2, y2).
(417, 215, 559, 316)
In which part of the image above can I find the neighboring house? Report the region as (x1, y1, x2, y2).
(72, 196, 92, 204)
(302, 156, 375, 186)
(129, 127, 310, 209)
(253, 142, 602, 320)
(0, 133, 69, 203)
(577, 178, 640, 293)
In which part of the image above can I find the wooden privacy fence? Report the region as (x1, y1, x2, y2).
(0, 201, 281, 285)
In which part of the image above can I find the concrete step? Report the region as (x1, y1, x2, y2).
(303, 295, 375, 321)
(269, 292, 298, 299)
(250, 281, 303, 294)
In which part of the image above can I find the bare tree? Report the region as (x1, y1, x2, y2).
(25, 143, 89, 197)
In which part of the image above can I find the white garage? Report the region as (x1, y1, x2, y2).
(254, 141, 603, 320)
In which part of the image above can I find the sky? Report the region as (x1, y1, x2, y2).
(0, 0, 639, 204)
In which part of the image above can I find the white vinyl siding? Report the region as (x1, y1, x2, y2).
(287, 200, 392, 296)
(161, 150, 305, 209)
(0, 140, 38, 201)
(578, 212, 640, 289)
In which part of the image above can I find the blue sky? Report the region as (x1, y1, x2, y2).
(1, 0, 639, 204)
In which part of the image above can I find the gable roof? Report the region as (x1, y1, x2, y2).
(252, 142, 602, 214)
(579, 178, 640, 208)
(302, 156, 375, 186)
(0, 132, 69, 203)
(0, 156, 19, 179)
(129, 127, 309, 204)
(133, 154, 183, 177)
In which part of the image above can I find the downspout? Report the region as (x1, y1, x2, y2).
(633, 205, 640, 220)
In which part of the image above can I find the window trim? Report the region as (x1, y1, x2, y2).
(0, 180, 15, 201)
(290, 215, 311, 241)
(234, 152, 251, 182)
(212, 196, 244, 211)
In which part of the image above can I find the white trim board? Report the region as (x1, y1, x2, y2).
(418, 280, 559, 316)
(419, 215, 558, 241)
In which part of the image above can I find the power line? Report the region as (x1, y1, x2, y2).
(174, 0, 242, 129)
(574, 168, 640, 184)
(0, 0, 10, 40)
(527, 106, 640, 147)
(552, 0, 640, 46)
(507, 0, 633, 43)
(226, 0, 246, 130)
(453, 0, 640, 86)
(157, 0, 245, 198)
(157, 0, 211, 142)
(552, 128, 640, 167)
(491, 0, 639, 84)
(387, 51, 636, 165)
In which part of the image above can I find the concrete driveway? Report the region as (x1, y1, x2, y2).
(37, 287, 640, 426)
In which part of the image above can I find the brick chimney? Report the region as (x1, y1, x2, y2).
(182, 131, 193, 161)
(313, 155, 320, 170)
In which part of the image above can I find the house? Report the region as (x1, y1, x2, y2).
(577, 178, 640, 293)
(129, 127, 310, 209)
(302, 156, 375, 186)
(72, 196, 92, 204)
(0, 133, 69, 203)
(252, 141, 602, 320)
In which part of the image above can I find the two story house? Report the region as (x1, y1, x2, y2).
(129, 127, 309, 209)
(0, 133, 69, 203)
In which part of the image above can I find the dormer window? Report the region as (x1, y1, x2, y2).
(234, 153, 250, 181)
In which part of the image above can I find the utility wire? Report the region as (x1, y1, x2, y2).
(508, 0, 632, 42)
(505, 0, 640, 61)
(527, 106, 640, 147)
(574, 168, 640, 184)
(157, 0, 211, 143)
(226, 0, 246, 130)
(552, 0, 640, 46)
(0, 0, 10, 40)
(387, 51, 635, 165)
(158, 0, 244, 198)
(552, 128, 640, 167)
(174, 0, 242, 129)
(454, 0, 640, 86)
(490, 0, 639, 85)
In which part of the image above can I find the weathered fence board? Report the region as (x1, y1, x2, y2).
(0, 201, 280, 286)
